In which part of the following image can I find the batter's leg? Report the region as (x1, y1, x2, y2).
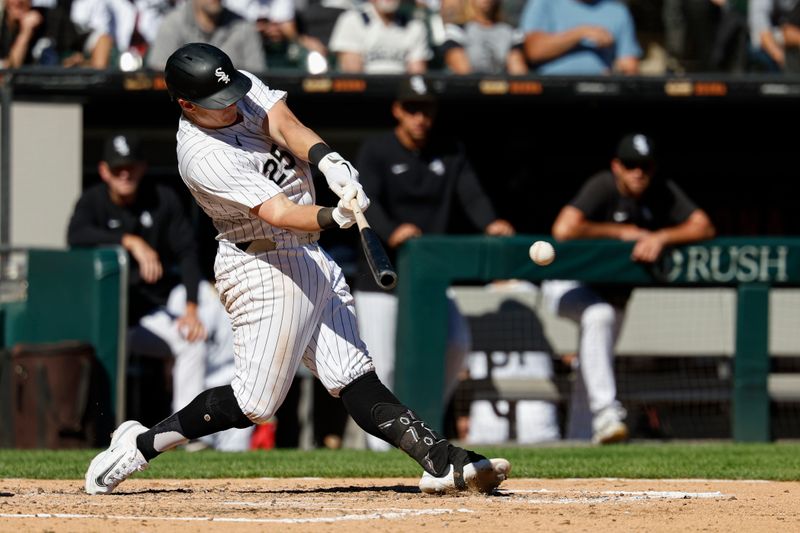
(309, 253, 509, 493)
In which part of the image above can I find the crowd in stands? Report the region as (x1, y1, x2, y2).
(5, 0, 800, 74)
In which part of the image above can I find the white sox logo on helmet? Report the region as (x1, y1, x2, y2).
(215, 67, 231, 84)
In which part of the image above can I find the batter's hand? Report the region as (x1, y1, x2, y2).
(318, 152, 359, 199)
(122, 234, 163, 284)
(176, 307, 207, 343)
(388, 223, 422, 248)
(338, 182, 370, 212)
(331, 206, 357, 229)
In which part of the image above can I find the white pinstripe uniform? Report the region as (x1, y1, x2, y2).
(176, 71, 374, 424)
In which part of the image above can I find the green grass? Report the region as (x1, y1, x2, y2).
(2, 443, 800, 481)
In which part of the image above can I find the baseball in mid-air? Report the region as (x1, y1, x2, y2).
(529, 240, 555, 266)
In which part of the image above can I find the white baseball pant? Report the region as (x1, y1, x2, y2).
(215, 241, 375, 425)
(541, 280, 625, 416)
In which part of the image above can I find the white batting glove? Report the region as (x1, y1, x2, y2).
(331, 207, 357, 229)
(338, 182, 370, 213)
(318, 152, 359, 199)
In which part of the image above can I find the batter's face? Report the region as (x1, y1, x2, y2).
(99, 161, 147, 204)
(180, 99, 240, 129)
(393, 100, 437, 146)
(612, 158, 654, 199)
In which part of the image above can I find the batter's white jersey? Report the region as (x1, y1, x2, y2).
(176, 71, 374, 424)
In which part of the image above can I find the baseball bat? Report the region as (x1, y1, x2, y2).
(349, 198, 398, 290)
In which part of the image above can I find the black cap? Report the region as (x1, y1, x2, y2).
(164, 43, 252, 110)
(616, 133, 656, 165)
(103, 133, 143, 167)
(396, 75, 437, 103)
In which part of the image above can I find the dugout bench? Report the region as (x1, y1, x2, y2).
(395, 236, 800, 443)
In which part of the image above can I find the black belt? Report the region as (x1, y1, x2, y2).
(234, 239, 278, 254)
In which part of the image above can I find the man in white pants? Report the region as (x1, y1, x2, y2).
(84, 43, 510, 496)
(543, 132, 715, 444)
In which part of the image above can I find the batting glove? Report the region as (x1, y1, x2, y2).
(338, 182, 370, 213)
(331, 207, 357, 229)
(318, 152, 359, 199)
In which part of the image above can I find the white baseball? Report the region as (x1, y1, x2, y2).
(529, 240, 555, 266)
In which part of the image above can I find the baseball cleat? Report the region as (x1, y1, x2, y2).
(592, 404, 629, 445)
(85, 420, 149, 495)
(419, 455, 511, 495)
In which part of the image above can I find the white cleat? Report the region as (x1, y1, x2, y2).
(419, 457, 511, 495)
(592, 404, 629, 445)
(85, 420, 149, 495)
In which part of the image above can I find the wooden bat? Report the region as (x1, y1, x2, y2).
(349, 198, 398, 290)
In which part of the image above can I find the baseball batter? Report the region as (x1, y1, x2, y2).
(85, 43, 510, 495)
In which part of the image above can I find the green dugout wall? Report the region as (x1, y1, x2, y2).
(1, 247, 128, 424)
(395, 236, 795, 442)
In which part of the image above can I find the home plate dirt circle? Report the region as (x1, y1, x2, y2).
(0, 477, 797, 532)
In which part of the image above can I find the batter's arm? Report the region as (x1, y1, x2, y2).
(250, 193, 354, 231)
(262, 100, 325, 160)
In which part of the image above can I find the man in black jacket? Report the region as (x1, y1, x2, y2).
(67, 133, 209, 416)
(353, 76, 515, 450)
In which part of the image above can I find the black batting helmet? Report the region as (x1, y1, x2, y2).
(164, 43, 252, 109)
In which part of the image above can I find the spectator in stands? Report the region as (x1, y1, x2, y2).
(542, 132, 715, 444)
(748, 0, 799, 71)
(223, 0, 304, 68)
(146, 0, 266, 71)
(69, 0, 173, 70)
(66, 133, 218, 423)
(328, 0, 433, 73)
(441, 0, 528, 74)
(296, 0, 358, 65)
(353, 76, 515, 449)
(660, 0, 722, 72)
(519, 0, 641, 75)
(0, 0, 113, 68)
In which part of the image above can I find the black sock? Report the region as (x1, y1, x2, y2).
(136, 385, 252, 461)
(340, 371, 401, 441)
(340, 371, 454, 476)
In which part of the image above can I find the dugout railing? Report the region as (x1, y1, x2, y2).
(394, 236, 798, 442)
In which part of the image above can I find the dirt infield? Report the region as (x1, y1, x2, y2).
(0, 477, 797, 532)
